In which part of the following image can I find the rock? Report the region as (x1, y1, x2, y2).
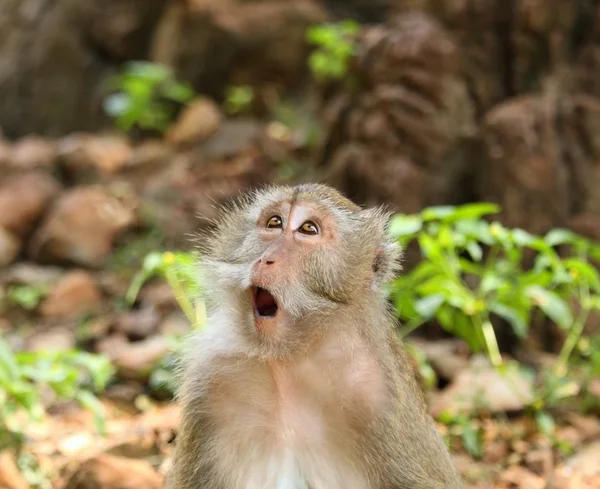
(112, 336, 170, 381)
(64, 454, 163, 489)
(0, 139, 11, 166)
(114, 305, 160, 340)
(431, 357, 534, 416)
(0, 172, 61, 237)
(25, 327, 76, 352)
(548, 441, 600, 489)
(166, 97, 222, 145)
(40, 270, 102, 318)
(562, 440, 600, 476)
(30, 187, 136, 267)
(0, 451, 30, 489)
(565, 414, 600, 442)
(0, 262, 63, 287)
(150, 0, 327, 98)
(0, 227, 20, 266)
(321, 12, 476, 213)
(201, 119, 264, 159)
(497, 465, 545, 489)
(409, 339, 470, 381)
(58, 133, 134, 179)
(0, 0, 168, 138)
(159, 311, 191, 336)
(138, 282, 177, 311)
(525, 448, 554, 478)
(96, 334, 130, 358)
(9, 136, 58, 169)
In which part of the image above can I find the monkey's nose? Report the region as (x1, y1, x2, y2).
(259, 258, 275, 265)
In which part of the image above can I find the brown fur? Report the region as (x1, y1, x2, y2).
(166, 183, 464, 489)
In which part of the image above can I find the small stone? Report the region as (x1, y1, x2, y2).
(410, 338, 470, 381)
(525, 448, 554, 477)
(166, 97, 222, 145)
(115, 305, 160, 340)
(0, 227, 20, 266)
(566, 413, 600, 442)
(112, 336, 170, 381)
(0, 172, 61, 237)
(159, 311, 191, 336)
(9, 136, 57, 169)
(1, 262, 63, 286)
(96, 334, 129, 357)
(201, 119, 263, 158)
(58, 133, 133, 178)
(0, 451, 30, 489)
(497, 465, 545, 489)
(562, 440, 600, 476)
(40, 270, 102, 318)
(25, 327, 76, 351)
(64, 454, 163, 489)
(30, 186, 135, 267)
(431, 357, 534, 415)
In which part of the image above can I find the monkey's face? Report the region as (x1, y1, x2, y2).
(202, 185, 400, 354)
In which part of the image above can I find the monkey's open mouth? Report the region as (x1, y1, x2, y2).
(251, 287, 278, 318)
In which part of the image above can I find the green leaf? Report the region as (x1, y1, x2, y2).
(421, 203, 499, 223)
(0, 337, 20, 380)
(76, 391, 107, 434)
(460, 421, 483, 458)
(563, 258, 600, 291)
(535, 411, 555, 438)
(414, 294, 445, 319)
(103, 93, 131, 117)
(421, 206, 456, 221)
(511, 228, 539, 247)
(525, 285, 573, 329)
(447, 203, 500, 221)
(161, 81, 195, 103)
(545, 229, 577, 247)
(388, 215, 422, 238)
(466, 242, 483, 262)
(490, 302, 528, 338)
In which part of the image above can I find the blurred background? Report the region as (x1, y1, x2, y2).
(1, 1, 600, 488)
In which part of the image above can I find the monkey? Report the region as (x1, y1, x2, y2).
(166, 183, 464, 489)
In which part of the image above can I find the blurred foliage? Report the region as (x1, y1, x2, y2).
(306, 20, 360, 82)
(389, 203, 600, 375)
(224, 85, 255, 115)
(103, 61, 195, 133)
(438, 411, 485, 459)
(126, 251, 206, 329)
(0, 336, 113, 450)
(7, 284, 48, 311)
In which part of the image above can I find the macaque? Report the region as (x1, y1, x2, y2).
(166, 184, 464, 489)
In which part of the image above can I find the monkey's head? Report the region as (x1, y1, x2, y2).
(200, 184, 401, 357)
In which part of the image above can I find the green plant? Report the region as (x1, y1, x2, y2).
(437, 411, 484, 459)
(126, 251, 206, 397)
(389, 204, 600, 372)
(103, 61, 195, 132)
(224, 85, 255, 115)
(7, 284, 48, 311)
(306, 20, 360, 82)
(0, 337, 114, 449)
(126, 251, 205, 328)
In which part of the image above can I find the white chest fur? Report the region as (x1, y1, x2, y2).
(191, 324, 383, 489)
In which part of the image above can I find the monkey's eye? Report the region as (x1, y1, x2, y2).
(266, 215, 283, 229)
(299, 221, 319, 236)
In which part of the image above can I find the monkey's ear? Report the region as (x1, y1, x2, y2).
(359, 207, 402, 290)
(372, 240, 402, 290)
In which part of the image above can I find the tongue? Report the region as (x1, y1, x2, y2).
(255, 288, 278, 317)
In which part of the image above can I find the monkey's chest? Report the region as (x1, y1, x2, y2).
(206, 360, 378, 489)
